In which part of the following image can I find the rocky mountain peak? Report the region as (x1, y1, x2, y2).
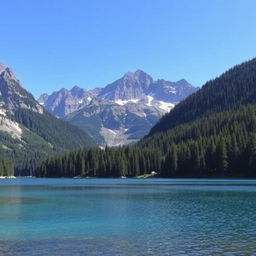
(176, 79, 192, 87)
(70, 85, 86, 98)
(124, 69, 150, 78)
(38, 93, 49, 105)
(99, 70, 154, 101)
(38, 70, 198, 146)
(38, 85, 92, 118)
(0, 63, 6, 73)
(122, 70, 153, 86)
(0, 64, 18, 83)
(71, 85, 81, 91)
(0, 63, 43, 114)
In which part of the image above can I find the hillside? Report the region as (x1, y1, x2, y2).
(64, 98, 166, 146)
(0, 64, 94, 175)
(37, 104, 256, 178)
(149, 58, 256, 135)
(37, 58, 256, 178)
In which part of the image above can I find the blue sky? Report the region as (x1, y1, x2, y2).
(0, 0, 255, 98)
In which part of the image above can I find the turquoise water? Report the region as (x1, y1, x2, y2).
(0, 178, 256, 255)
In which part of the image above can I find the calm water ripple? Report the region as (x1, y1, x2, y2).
(0, 178, 256, 255)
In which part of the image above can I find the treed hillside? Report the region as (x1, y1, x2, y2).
(0, 158, 13, 176)
(37, 104, 256, 178)
(149, 58, 256, 135)
(0, 64, 95, 175)
(37, 58, 256, 178)
(0, 109, 95, 175)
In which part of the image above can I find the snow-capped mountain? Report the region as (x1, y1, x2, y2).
(0, 63, 94, 174)
(39, 70, 198, 145)
(38, 86, 93, 118)
(98, 70, 153, 101)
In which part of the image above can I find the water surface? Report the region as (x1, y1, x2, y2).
(0, 178, 256, 255)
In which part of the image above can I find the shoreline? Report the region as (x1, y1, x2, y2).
(0, 176, 16, 179)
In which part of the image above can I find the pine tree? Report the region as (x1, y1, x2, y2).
(216, 138, 228, 176)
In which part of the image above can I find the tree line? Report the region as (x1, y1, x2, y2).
(37, 104, 256, 178)
(149, 58, 256, 135)
(0, 158, 14, 176)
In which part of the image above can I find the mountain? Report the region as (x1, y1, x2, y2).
(148, 78, 195, 102)
(38, 85, 93, 118)
(38, 57, 256, 179)
(0, 64, 94, 175)
(64, 98, 166, 146)
(149, 58, 256, 136)
(98, 70, 196, 102)
(39, 70, 197, 145)
(98, 70, 153, 100)
(140, 57, 256, 177)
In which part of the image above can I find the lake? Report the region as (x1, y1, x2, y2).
(0, 178, 256, 255)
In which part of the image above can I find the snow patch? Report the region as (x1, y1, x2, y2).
(146, 95, 154, 107)
(106, 128, 117, 135)
(115, 99, 139, 105)
(157, 101, 175, 112)
(100, 126, 136, 147)
(0, 108, 6, 116)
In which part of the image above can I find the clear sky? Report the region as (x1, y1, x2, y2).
(0, 0, 255, 98)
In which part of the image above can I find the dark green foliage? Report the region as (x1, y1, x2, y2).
(125, 112, 159, 140)
(37, 104, 256, 178)
(64, 110, 105, 145)
(14, 109, 94, 151)
(38, 102, 256, 177)
(0, 158, 14, 176)
(0, 109, 95, 175)
(37, 146, 162, 177)
(149, 58, 256, 135)
(0, 66, 95, 175)
(37, 58, 256, 178)
(139, 105, 256, 177)
(161, 144, 177, 177)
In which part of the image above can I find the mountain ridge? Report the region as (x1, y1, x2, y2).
(39, 70, 198, 145)
(148, 58, 256, 136)
(38, 57, 256, 179)
(0, 63, 95, 175)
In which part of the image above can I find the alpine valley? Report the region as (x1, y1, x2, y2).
(38, 58, 256, 179)
(38, 70, 197, 146)
(0, 64, 94, 176)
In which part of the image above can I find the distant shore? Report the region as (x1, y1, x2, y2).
(0, 176, 16, 179)
(72, 173, 161, 179)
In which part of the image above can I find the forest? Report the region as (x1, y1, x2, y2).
(149, 58, 256, 135)
(36, 104, 256, 178)
(0, 158, 14, 176)
(37, 58, 256, 178)
(0, 108, 94, 176)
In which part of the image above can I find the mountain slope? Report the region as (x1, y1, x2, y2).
(0, 64, 94, 175)
(98, 70, 153, 100)
(38, 104, 256, 178)
(37, 57, 256, 178)
(149, 58, 256, 135)
(64, 98, 164, 146)
(39, 70, 197, 146)
(98, 70, 196, 102)
(38, 86, 93, 118)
